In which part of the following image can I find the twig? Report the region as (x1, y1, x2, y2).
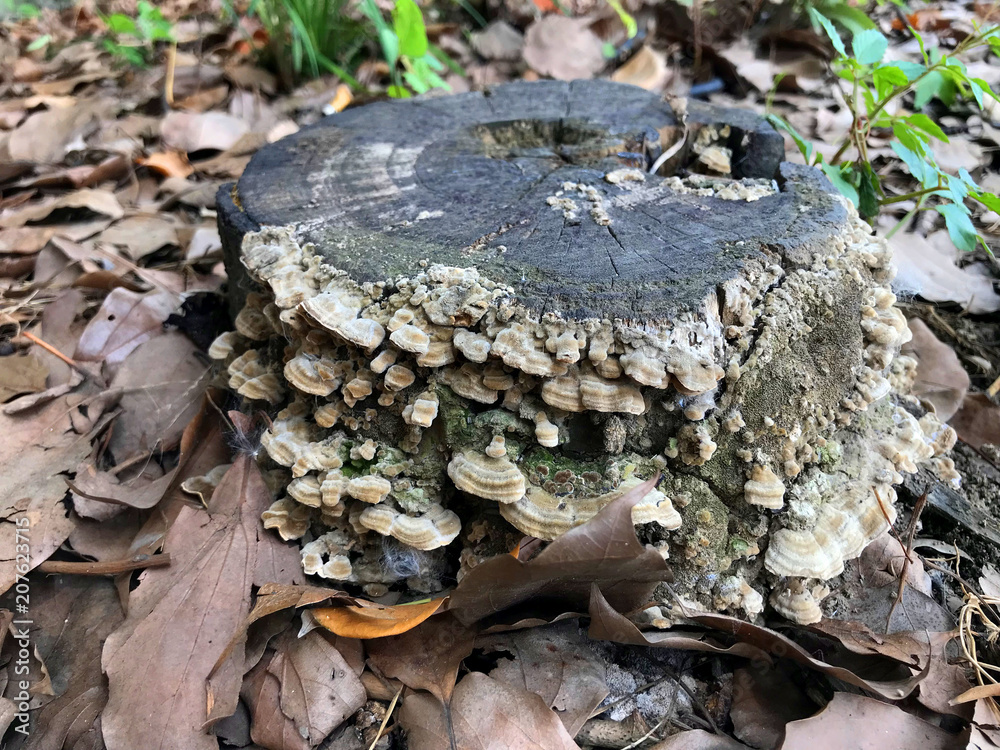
(621, 681, 679, 750)
(21, 331, 88, 375)
(165, 41, 177, 106)
(366, 685, 402, 750)
(877, 489, 926, 633)
(37, 554, 171, 576)
(590, 674, 674, 719)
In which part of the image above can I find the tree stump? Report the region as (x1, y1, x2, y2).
(215, 80, 953, 624)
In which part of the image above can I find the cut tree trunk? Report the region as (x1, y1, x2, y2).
(214, 80, 940, 626)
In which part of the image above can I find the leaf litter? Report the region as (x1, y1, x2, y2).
(1, 0, 999, 748)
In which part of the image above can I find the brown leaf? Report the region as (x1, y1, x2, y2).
(916, 631, 974, 719)
(0, 353, 48, 402)
(138, 151, 195, 179)
(366, 612, 476, 704)
(806, 618, 925, 667)
(241, 630, 366, 750)
(481, 621, 608, 736)
(649, 730, 750, 749)
(69, 460, 176, 512)
(611, 46, 672, 92)
(98, 214, 180, 260)
(6, 101, 113, 163)
(779, 692, 961, 749)
(447, 475, 668, 625)
(101, 455, 299, 750)
(890, 231, 1000, 314)
(951, 393, 1000, 449)
(400, 672, 579, 750)
(0, 388, 112, 594)
(522, 16, 605, 80)
(105, 331, 211, 457)
(161, 111, 250, 153)
(74, 288, 177, 369)
(14, 576, 124, 750)
(730, 664, 817, 750)
(588, 587, 767, 660)
(0, 188, 124, 229)
(902, 318, 970, 421)
(590, 588, 927, 701)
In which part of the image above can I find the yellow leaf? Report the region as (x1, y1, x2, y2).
(312, 597, 446, 639)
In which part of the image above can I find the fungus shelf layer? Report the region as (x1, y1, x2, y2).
(216, 80, 955, 624)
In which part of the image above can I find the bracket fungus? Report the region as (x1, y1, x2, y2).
(216, 80, 957, 626)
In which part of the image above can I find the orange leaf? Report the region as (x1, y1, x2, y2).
(312, 598, 446, 639)
(531, 0, 558, 11)
(139, 151, 194, 179)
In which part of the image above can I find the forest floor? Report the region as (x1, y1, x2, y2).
(2, 0, 1000, 748)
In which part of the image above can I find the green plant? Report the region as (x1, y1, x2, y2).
(232, 0, 366, 89)
(360, 0, 452, 98)
(102, 1, 175, 67)
(768, 14, 1000, 253)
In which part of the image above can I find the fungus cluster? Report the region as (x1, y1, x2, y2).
(214, 181, 953, 622)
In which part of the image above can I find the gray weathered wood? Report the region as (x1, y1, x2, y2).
(219, 80, 844, 321)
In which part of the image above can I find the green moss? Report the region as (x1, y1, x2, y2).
(437, 385, 531, 457)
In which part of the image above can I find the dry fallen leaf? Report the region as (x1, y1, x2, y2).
(14, 576, 125, 750)
(312, 597, 445, 639)
(0, 353, 49, 402)
(447, 475, 668, 625)
(0, 188, 124, 229)
(241, 629, 366, 750)
(780, 692, 960, 749)
(400, 671, 580, 750)
(101, 453, 301, 750)
(902, 317, 970, 421)
(366, 612, 476, 704)
(139, 151, 195, 179)
(522, 16, 605, 81)
(649, 730, 750, 749)
(730, 664, 817, 750)
(0, 387, 112, 595)
(98, 214, 180, 260)
(482, 621, 608, 736)
(105, 331, 211, 458)
(6, 100, 114, 163)
(611, 46, 672, 92)
(890, 231, 1000, 314)
(161, 110, 250, 153)
(950, 393, 1000, 449)
(74, 288, 178, 370)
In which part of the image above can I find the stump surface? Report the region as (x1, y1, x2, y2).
(220, 80, 844, 320)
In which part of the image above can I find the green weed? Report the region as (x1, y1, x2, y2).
(768, 14, 1000, 254)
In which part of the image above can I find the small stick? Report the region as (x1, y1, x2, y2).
(367, 685, 403, 750)
(988, 373, 1000, 398)
(21, 331, 86, 374)
(37, 554, 171, 576)
(165, 41, 177, 106)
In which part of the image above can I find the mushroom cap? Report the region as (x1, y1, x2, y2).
(447, 450, 525, 503)
(359, 503, 461, 550)
(389, 324, 431, 354)
(262, 497, 312, 541)
(500, 479, 676, 540)
(347, 475, 392, 504)
(453, 328, 493, 363)
(744, 465, 785, 509)
(769, 580, 829, 625)
(579, 369, 645, 414)
(445, 364, 499, 404)
(384, 364, 416, 392)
